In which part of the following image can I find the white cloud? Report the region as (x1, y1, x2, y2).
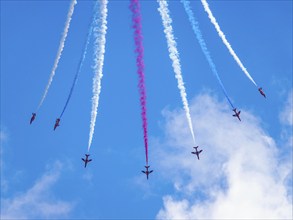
(154, 93, 292, 219)
(1, 161, 74, 219)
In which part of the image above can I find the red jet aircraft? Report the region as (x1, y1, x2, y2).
(142, 165, 153, 180)
(258, 87, 266, 98)
(53, 118, 60, 130)
(191, 146, 203, 160)
(30, 113, 36, 124)
(82, 154, 92, 168)
(232, 108, 241, 121)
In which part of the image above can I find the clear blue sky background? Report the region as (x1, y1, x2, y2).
(1, 0, 292, 219)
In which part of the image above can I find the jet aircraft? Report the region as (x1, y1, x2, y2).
(232, 108, 241, 121)
(142, 165, 153, 180)
(191, 146, 203, 160)
(258, 87, 266, 98)
(30, 113, 36, 124)
(82, 154, 92, 168)
(53, 118, 60, 130)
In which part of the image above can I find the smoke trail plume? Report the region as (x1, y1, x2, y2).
(37, 0, 77, 111)
(59, 2, 99, 119)
(201, 0, 257, 86)
(157, 0, 196, 144)
(182, 0, 235, 109)
(130, 0, 149, 164)
(88, 0, 108, 152)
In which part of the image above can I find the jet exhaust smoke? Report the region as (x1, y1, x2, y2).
(59, 2, 99, 119)
(130, 0, 149, 164)
(157, 0, 196, 144)
(182, 0, 235, 109)
(88, 0, 108, 152)
(201, 0, 257, 87)
(37, 0, 77, 111)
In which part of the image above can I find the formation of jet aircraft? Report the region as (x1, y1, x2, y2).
(82, 154, 92, 168)
(191, 146, 203, 160)
(29, 88, 267, 172)
(142, 165, 153, 180)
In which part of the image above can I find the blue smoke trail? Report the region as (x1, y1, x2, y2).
(181, 0, 235, 109)
(59, 3, 99, 118)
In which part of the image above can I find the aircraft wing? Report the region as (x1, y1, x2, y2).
(198, 150, 203, 154)
(88, 159, 92, 162)
(82, 158, 85, 162)
(142, 171, 146, 174)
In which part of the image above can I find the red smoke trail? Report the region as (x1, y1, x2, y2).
(130, 0, 149, 165)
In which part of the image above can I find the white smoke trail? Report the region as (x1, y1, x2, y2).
(201, 0, 257, 87)
(37, 0, 77, 110)
(157, 0, 196, 144)
(88, 0, 108, 151)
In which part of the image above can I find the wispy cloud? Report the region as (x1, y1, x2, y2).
(280, 90, 293, 127)
(0, 130, 8, 143)
(155, 92, 292, 219)
(1, 161, 74, 219)
(0, 130, 9, 193)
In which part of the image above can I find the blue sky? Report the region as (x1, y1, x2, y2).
(1, 0, 292, 219)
